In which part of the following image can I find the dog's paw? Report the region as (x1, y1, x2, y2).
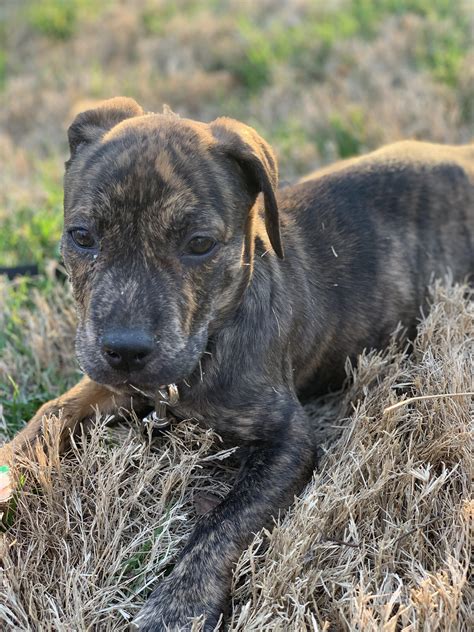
(131, 578, 223, 631)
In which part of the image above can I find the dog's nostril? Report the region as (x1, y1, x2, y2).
(104, 349, 121, 360)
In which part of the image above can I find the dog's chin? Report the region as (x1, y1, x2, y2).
(78, 356, 202, 398)
(81, 366, 182, 396)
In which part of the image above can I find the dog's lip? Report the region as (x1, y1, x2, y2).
(103, 378, 179, 400)
(124, 382, 173, 399)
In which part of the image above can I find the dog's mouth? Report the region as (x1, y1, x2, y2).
(105, 380, 173, 398)
(126, 382, 178, 402)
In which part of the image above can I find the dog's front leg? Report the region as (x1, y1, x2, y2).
(1, 376, 139, 466)
(133, 399, 316, 631)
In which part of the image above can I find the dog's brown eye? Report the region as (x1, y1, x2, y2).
(186, 236, 216, 256)
(69, 228, 96, 250)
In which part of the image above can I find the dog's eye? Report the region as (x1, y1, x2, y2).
(185, 236, 216, 256)
(69, 228, 97, 250)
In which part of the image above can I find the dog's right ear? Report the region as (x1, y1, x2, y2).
(67, 97, 144, 160)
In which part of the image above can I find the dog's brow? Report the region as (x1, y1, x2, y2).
(65, 205, 96, 225)
(154, 200, 227, 238)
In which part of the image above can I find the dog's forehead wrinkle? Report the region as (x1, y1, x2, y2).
(154, 149, 185, 188)
(163, 138, 217, 197)
(92, 163, 200, 231)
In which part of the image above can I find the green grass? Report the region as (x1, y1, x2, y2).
(415, 18, 469, 87)
(0, 31, 5, 91)
(320, 109, 375, 160)
(0, 15, 7, 91)
(142, 4, 180, 35)
(5, 0, 467, 108)
(0, 276, 78, 437)
(0, 48, 6, 91)
(25, 0, 108, 40)
(27, 0, 81, 40)
(208, 0, 472, 92)
(1, 383, 49, 437)
(0, 161, 63, 267)
(0, 206, 62, 267)
(122, 521, 169, 575)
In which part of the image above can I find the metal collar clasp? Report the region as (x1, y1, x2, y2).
(143, 383, 179, 430)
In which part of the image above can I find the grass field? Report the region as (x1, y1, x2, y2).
(0, 0, 472, 629)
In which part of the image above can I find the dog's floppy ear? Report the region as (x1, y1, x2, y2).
(67, 97, 144, 160)
(210, 117, 283, 259)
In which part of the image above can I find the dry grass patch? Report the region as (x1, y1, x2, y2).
(230, 281, 473, 631)
(0, 419, 235, 629)
(0, 280, 472, 630)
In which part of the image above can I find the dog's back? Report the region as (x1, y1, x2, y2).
(277, 141, 474, 394)
(295, 141, 474, 280)
(299, 140, 474, 184)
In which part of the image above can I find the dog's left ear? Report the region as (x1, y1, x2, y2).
(67, 97, 144, 161)
(210, 118, 283, 259)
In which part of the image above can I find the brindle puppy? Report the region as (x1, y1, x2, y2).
(2, 97, 473, 630)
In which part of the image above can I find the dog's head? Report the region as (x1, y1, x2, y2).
(62, 97, 282, 394)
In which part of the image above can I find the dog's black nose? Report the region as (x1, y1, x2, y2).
(102, 330, 154, 372)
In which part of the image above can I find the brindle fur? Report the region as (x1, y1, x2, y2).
(2, 97, 473, 630)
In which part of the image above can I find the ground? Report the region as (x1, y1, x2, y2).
(0, 1, 472, 630)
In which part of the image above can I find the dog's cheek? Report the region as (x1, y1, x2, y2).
(74, 316, 111, 382)
(72, 282, 91, 321)
(212, 247, 246, 314)
(74, 320, 94, 374)
(176, 275, 199, 335)
(65, 254, 95, 313)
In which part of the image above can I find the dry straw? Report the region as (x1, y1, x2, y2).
(1, 280, 472, 631)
